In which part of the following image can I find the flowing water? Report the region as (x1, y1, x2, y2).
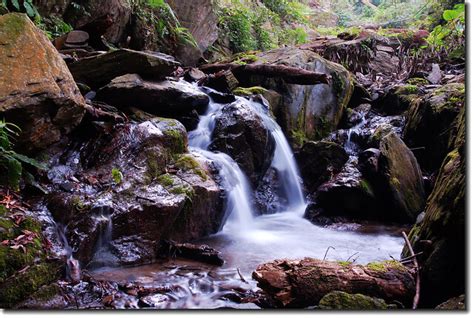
(88, 91, 404, 309)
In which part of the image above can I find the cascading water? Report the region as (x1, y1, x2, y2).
(189, 96, 255, 230)
(246, 98, 306, 213)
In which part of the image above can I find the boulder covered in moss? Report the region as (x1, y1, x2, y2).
(378, 132, 425, 222)
(234, 47, 354, 145)
(0, 205, 63, 308)
(210, 99, 275, 186)
(44, 118, 224, 267)
(0, 13, 85, 153)
(318, 291, 390, 310)
(403, 106, 465, 308)
(96, 74, 209, 118)
(252, 258, 415, 308)
(403, 83, 465, 172)
(374, 84, 422, 115)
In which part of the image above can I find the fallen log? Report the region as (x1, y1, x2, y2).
(252, 258, 415, 308)
(199, 63, 329, 85)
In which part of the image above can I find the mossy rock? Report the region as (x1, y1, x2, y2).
(0, 262, 63, 308)
(318, 291, 389, 310)
(233, 86, 268, 97)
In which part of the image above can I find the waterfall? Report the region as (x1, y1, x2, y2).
(189, 90, 307, 230)
(247, 98, 306, 213)
(56, 223, 81, 283)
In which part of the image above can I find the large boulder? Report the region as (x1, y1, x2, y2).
(45, 118, 224, 267)
(403, 83, 465, 172)
(68, 49, 180, 89)
(377, 132, 425, 222)
(296, 141, 349, 193)
(63, 0, 132, 45)
(166, 0, 218, 65)
(210, 99, 275, 186)
(403, 106, 465, 308)
(0, 13, 85, 153)
(95, 74, 209, 117)
(236, 48, 354, 145)
(306, 158, 378, 225)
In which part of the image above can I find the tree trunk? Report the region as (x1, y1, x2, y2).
(252, 258, 416, 308)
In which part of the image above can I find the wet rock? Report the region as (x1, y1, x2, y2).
(378, 132, 425, 222)
(374, 84, 421, 115)
(14, 284, 67, 309)
(64, 30, 89, 48)
(403, 107, 465, 308)
(307, 158, 378, 223)
(235, 47, 354, 144)
(44, 118, 224, 267)
(435, 295, 465, 310)
(404, 83, 464, 172)
(211, 99, 275, 185)
(68, 49, 179, 89)
(138, 294, 169, 308)
(318, 291, 390, 310)
(296, 141, 349, 193)
(204, 70, 240, 93)
(184, 68, 207, 83)
(0, 13, 85, 153)
(157, 241, 224, 266)
(252, 258, 415, 308)
(96, 74, 209, 117)
(201, 87, 236, 104)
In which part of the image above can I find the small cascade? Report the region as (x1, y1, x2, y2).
(56, 224, 81, 283)
(247, 98, 306, 213)
(189, 95, 255, 230)
(88, 206, 116, 269)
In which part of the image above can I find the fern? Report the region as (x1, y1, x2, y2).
(0, 120, 47, 190)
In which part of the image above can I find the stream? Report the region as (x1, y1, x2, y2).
(88, 92, 404, 309)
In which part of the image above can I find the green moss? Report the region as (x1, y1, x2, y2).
(0, 262, 62, 308)
(71, 196, 88, 212)
(338, 261, 351, 267)
(396, 84, 419, 95)
(175, 154, 208, 181)
(291, 129, 308, 148)
(170, 184, 195, 199)
(407, 78, 429, 86)
(157, 173, 174, 187)
(0, 13, 27, 39)
(163, 129, 186, 154)
(366, 260, 405, 273)
(359, 179, 374, 196)
(318, 291, 389, 310)
(233, 86, 268, 97)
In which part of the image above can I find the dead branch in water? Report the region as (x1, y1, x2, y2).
(402, 231, 420, 309)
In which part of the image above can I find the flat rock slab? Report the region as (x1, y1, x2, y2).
(68, 49, 180, 89)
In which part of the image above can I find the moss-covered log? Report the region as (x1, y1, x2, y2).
(252, 258, 415, 308)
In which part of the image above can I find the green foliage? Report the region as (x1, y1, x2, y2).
(37, 16, 73, 40)
(130, 0, 198, 50)
(217, 0, 310, 54)
(426, 3, 464, 52)
(0, 120, 47, 190)
(2, 0, 39, 19)
(111, 168, 123, 184)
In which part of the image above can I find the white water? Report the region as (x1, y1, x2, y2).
(188, 92, 403, 274)
(246, 98, 306, 213)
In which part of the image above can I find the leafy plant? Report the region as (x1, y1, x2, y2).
(111, 168, 123, 185)
(426, 3, 464, 51)
(0, 120, 47, 190)
(2, 0, 40, 19)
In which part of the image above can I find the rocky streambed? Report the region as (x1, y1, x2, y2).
(0, 11, 466, 310)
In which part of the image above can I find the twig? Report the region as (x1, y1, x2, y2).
(323, 246, 335, 261)
(236, 268, 247, 284)
(346, 252, 359, 263)
(402, 231, 420, 309)
(400, 252, 423, 262)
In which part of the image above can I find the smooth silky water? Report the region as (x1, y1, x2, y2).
(91, 92, 404, 309)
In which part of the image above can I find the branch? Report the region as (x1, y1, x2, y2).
(402, 231, 420, 309)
